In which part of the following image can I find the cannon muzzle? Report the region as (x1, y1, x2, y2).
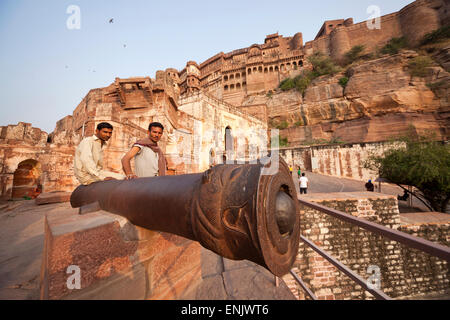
(70, 157, 300, 276)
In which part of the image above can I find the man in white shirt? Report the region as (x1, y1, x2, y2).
(299, 172, 309, 194)
(121, 122, 168, 179)
(74, 122, 124, 185)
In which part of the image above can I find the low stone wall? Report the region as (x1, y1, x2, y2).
(40, 208, 203, 300)
(397, 213, 450, 298)
(284, 192, 449, 300)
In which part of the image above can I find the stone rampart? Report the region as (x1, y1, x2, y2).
(283, 193, 449, 300)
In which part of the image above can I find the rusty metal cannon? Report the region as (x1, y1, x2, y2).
(70, 157, 300, 276)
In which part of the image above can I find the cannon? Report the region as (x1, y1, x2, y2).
(70, 157, 300, 276)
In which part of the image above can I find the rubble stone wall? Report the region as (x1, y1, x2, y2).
(283, 193, 449, 300)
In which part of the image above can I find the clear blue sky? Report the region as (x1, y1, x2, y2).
(0, 0, 412, 133)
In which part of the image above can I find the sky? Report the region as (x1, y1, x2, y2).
(0, 0, 413, 133)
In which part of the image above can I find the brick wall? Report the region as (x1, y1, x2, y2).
(285, 193, 449, 300)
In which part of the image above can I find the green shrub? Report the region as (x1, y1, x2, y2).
(279, 78, 295, 91)
(276, 121, 289, 130)
(408, 56, 433, 77)
(294, 73, 312, 95)
(279, 71, 313, 95)
(344, 45, 365, 65)
(339, 77, 349, 88)
(279, 137, 289, 147)
(329, 137, 345, 144)
(294, 118, 303, 127)
(271, 135, 289, 147)
(307, 52, 341, 77)
(421, 26, 450, 45)
(278, 53, 340, 94)
(380, 37, 408, 55)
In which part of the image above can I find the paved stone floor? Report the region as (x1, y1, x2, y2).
(0, 172, 442, 300)
(184, 249, 296, 300)
(299, 171, 430, 213)
(0, 201, 69, 300)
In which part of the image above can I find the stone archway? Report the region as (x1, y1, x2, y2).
(225, 126, 234, 162)
(12, 159, 42, 200)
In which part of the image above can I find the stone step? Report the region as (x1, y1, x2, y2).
(35, 191, 72, 205)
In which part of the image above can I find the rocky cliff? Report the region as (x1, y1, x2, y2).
(246, 47, 449, 145)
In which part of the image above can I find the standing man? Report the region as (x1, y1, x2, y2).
(365, 179, 375, 192)
(299, 172, 309, 194)
(121, 122, 168, 179)
(74, 122, 124, 185)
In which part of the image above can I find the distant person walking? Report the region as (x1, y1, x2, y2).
(299, 173, 309, 194)
(297, 167, 301, 177)
(365, 179, 374, 192)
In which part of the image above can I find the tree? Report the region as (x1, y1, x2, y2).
(364, 131, 450, 213)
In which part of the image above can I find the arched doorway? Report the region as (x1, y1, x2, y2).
(225, 126, 234, 162)
(12, 159, 42, 200)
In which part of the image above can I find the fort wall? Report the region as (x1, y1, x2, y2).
(283, 193, 449, 300)
(184, 0, 448, 104)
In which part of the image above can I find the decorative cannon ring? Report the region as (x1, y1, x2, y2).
(256, 157, 300, 276)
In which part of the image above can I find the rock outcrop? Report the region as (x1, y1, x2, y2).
(249, 50, 449, 145)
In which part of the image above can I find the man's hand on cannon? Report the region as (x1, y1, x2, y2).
(70, 158, 301, 276)
(125, 174, 138, 180)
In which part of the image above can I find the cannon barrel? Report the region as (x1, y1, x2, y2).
(70, 157, 300, 276)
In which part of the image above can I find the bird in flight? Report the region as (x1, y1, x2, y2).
(109, 18, 114, 23)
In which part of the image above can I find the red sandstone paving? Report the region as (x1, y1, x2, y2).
(302, 171, 431, 213)
(0, 200, 71, 299)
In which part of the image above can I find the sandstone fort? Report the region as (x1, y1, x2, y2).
(0, 0, 449, 301)
(0, 0, 449, 199)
